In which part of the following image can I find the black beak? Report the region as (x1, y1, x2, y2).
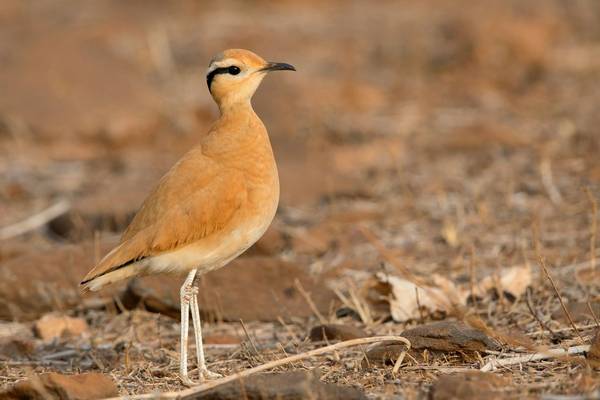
(260, 62, 296, 72)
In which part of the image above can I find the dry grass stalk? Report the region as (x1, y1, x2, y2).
(359, 226, 424, 285)
(346, 279, 374, 326)
(537, 255, 585, 344)
(480, 344, 590, 372)
(0, 200, 70, 240)
(239, 319, 266, 364)
(540, 158, 563, 205)
(294, 279, 327, 325)
(586, 188, 598, 271)
(586, 301, 600, 328)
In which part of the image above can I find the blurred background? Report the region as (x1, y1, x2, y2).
(1, 0, 600, 397)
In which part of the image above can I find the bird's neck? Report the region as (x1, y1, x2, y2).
(217, 95, 253, 115)
(207, 100, 267, 152)
(206, 99, 278, 203)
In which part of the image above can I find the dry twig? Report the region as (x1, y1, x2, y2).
(294, 279, 327, 325)
(481, 344, 590, 372)
(537, 255, 585, 344)
(0, 200, 70, 240)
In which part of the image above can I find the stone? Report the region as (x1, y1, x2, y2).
(0, 372, 118, 400)
(429, 372, 509, 400)
(126, 256, 337, 322)
(191, 371, 367, 400)
(0, 240, 118, 321)
(401, 320, 500, 353)
(364, 320, 499, 366)
(34, 314, 88, 341)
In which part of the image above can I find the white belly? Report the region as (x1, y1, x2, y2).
(141, 215, 274, 276)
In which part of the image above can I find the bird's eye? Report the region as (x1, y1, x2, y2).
(228, 66, 241, 75)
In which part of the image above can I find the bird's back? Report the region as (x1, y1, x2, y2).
(81, 106, 279, 290)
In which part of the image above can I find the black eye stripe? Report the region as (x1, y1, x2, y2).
(206, 66, 241, 92)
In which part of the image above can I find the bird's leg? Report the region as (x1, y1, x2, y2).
(179, 269, 197, 386)
(190, 278, 222, 380)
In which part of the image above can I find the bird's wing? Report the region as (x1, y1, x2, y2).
(81, 149, 247, 284)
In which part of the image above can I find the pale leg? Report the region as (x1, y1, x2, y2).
(179, 269, 197, 386)
(190, 286, 222, 380)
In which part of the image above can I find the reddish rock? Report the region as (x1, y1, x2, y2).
(203, 334, 241, 345)
(0, 240, 119, 321)
(197, 371, 367, 400)
(34, 314, 88, 342)
(402, 320, 500, 353)
(1, 372, 118, 400)
(365, 320, 499, 366)
(430, 372, 509, 400)
(123, 256, 337, 322)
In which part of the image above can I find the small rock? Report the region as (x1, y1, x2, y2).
(203, 334, 241, 345)
(364, 320, 499, 367)
(429, 372, 509, 400)
(194, 371, 367, 400)
(309, 324, 367, 342)
(120, 279, 180, 319)
(1, 372, 118, 400)
(402, 320, 500, 353)
(0, 240, 119, 321)
(363, 341, 410, 368)
(587, 330, 600, 369)
(34, 314, 88, 341)
(126, 256, 337, 322)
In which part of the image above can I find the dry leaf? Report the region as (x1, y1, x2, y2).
(474, 265, 531, 300)
(373, 265, 532, 322)
(375, 272, 459, 322)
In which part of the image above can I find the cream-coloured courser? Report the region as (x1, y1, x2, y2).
(80, 49, 295, 385)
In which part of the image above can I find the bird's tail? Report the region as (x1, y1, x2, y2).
(80, 263, 142, 292)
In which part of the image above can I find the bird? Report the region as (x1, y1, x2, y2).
(80, 49, 295, 385)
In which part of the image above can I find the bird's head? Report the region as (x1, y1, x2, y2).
(206, 49, 295, 110)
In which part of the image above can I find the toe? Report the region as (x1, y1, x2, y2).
(181, 375, 196, 387)
(201, 369, 223, 380)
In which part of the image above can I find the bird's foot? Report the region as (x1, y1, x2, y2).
(200, 368, 222, 380)
(180, 368, 221, 386)
(180, 374, 196, 387)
